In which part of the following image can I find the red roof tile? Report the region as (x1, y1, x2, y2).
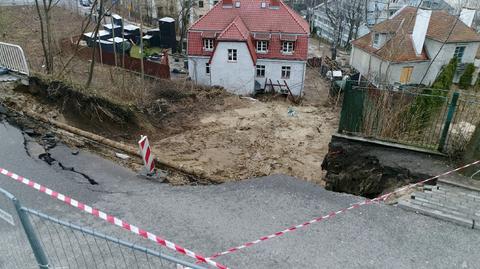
(217, 16, 249, 41)
(189, 0, 309, 34)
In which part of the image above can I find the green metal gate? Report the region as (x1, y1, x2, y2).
(338, 82, 480, 154)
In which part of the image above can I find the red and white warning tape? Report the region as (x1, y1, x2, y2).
(203, 160, 480, 261)
(0, 168, 228, 269)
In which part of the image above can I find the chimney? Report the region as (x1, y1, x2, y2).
(270, 0, 280, 8)
(412, 9, 432, 56)
(459, 8, 476, 27)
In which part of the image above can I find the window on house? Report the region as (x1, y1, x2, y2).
(256, 65, 265, 77)
(373, 33, 380, 47)
(198, 0, 204, 8)
(454, 46, 466, 61)
(203, 39, 214, 51)
(228, 49, 237, 61)
(206, 63, 210, 74)
(256, 41, 268, 53)
(282, 42, 294, 53)
(281, 66, 291, 79)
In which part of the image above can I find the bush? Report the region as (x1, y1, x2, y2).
(408, 58, 458, 129)
(458, 63, 475, 89)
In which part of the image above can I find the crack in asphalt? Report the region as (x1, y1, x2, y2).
(39, 152, 99, 185)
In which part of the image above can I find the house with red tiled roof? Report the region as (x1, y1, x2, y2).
(350, 6, 480, 86)
(187, 0, 309, 95)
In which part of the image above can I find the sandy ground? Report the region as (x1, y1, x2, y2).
(151, 68, 338, 183)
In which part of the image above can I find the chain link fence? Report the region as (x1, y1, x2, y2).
(0, 186, 206, 269)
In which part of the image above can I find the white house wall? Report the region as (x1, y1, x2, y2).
(256, 59, 306, 96)
(188, 56, 211, 86)
(350, 47, 391, 84)
(210, 42, 255, 95)
(423, 39, 480, 84)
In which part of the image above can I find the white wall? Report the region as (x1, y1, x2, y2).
(188, 56, 211, 86)
(423, 39, 480, 84)
(210, 42, 255, 95)
(255, 59, 306, 96)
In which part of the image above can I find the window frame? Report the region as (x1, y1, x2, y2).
(228, 49, 237, 62)
(203, 39, 214, 51)
(281, 66, 291, 79)
(281, 41, 294, 54)
(453, 46, 466, 61)
(256, 65, 266, 77)
(206, 63, 210, 74)
(373, 33, 380, 48)
(198, 0, 204, 8)
(256, 41, 268, 53)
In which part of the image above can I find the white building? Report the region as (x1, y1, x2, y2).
(310, 0, 453, 48)
(187, 0, 309, 96)
(350, 7, 480, 86)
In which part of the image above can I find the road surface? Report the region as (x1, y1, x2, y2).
(0, 121, 479, 268)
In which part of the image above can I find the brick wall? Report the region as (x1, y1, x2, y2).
(60, 37, 170, 79)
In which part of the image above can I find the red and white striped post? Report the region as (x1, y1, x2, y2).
(138, 135, 155, 174)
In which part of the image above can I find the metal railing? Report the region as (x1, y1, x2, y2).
(0, 42, 29, 76)
(0, 186, 206, 269)
(338, 81, 480, 154)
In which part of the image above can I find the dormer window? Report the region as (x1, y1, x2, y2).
(256, 41, 268, 53)
(282, 41, 294, 54)
(373, 33, 380, 48)
(203, 39, 214, 51)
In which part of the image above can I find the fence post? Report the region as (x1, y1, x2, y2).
(338, 80, 352, 133)
(438, 92, 459, 153)
(12, 198, 50, 269)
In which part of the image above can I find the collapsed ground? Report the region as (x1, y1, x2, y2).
(0, 6, 338, 184)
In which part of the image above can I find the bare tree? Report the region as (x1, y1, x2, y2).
(324, 0, 366, 48)
(86, 0, 106, 88)
(34, 0, 57, 74)
(178, 0, 192, 53)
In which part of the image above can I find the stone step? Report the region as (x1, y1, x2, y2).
(413, 192, 476, 213)
(409, 196, 479, 222)
(421, 190, 480, 210)
(398, 200, 476, 229)
(437, 183, 480, 199)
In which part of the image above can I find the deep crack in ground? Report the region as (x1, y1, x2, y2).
(39, 152, 99, 185)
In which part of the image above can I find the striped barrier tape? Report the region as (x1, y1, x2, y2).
(0, 168, 229, 269)
(203, 160, 480, 261)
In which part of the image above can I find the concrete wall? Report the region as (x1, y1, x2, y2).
(188, 56, 211, 86)
(210, 41, 255, 95)
(255, 59, 306, 96)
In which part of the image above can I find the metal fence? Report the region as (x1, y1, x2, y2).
(338, 81, 480, 154)
(0, 42, 29, 76)
(0, 186, 206, 269)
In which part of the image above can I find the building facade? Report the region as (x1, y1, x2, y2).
(350, 7, 480, 86)
(310, 0, 453, 48)
(187, 0, 309, 96)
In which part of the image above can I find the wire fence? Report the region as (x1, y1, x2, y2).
(338, 81, 480, 155)
(0, 186, 206, 269)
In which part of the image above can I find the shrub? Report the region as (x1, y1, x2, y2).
(458, 63, 475, 90)
(408, 58, 458, 129)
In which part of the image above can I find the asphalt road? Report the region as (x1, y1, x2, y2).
(1, 121, 480, 269)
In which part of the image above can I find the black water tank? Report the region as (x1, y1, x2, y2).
(159, 17, 176, 52)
